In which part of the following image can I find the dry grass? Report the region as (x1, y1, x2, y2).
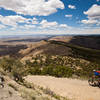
(8, 83, 18, 91)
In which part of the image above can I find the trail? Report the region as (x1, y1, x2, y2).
(25, 75, 100, 100)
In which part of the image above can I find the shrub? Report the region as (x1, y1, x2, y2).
(0, 57, 15, 72)
(41, 66, 73, 78)
(41, 66, 54, 75)
(53, 66, 73, 77)
(28, 67, 41, 75)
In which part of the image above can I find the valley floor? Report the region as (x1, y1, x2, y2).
(25, 75, 100, 100)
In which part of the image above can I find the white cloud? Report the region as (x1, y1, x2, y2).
(40, 19, 71, 29)
(65, 14, 72, 18)
(96, 0, 100, 2)
(10, 24, 36, 30)
(32, 21, 38, 25)
(59, 24, 67, 27)
(81, 19, 97, 24)
(0, 0, 64, 16)
(20, 24, 36, 30)
(1, 26, 100, 36)
(40, 19, 58, 28)
(32, 18, 39, 24)
(84, 4, 100, 19)
(33, 18, 38, 21)
(68, 5, 76, 9)
(0, 15, 39, 30)
(0, 15, 71, 30)
(82, 4, 100, 26)
(0, 15, 31, 26)
(59, 24, 70, 28)
(40, 19, 72, 29)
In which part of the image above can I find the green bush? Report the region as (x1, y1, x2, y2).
(0, 57, 15, 72)
(0, 57, 24, 82)
(41, 66, 73, 78)
(41, 66, 54, 75)
(0, 55, 99, 79)
(28, 67, 41, 75)
(53, 66, 73, 77)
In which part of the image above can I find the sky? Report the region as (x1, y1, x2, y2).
(0, 0, 100, 36)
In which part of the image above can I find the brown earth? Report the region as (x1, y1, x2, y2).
(25, 75, 100, 100)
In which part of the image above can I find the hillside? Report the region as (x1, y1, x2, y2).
(16, 36, 100, 78)
(0, 35, 100, 78)
(20, 40, 72, 61)
(0, 35, 100, 58)
(0, 35, 100, 100)
(20, 36, 100, 64)
(0, 81, 24, 100)
(0, 75, 67, 100)
(0, 36, 50, 57)
(49, 36, 100, 50)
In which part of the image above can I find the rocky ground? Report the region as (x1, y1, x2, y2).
(0, 81, 24, 100)
(0, 76, 66, 100)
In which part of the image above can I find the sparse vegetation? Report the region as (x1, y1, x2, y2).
(38, 86, 69, 100)
(8, 90, 13, 97)
(8, 83, 18, 91)
(20, 88, 36, 100)
(49, 40, 100, 64)
(0, 36, 100, 100)
(0, 53, 99, 80)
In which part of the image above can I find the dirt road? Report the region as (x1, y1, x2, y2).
(25, 75, 100, 100)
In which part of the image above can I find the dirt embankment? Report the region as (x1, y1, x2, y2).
(25, 75, 100, 100)
(0, 77, 24, 100)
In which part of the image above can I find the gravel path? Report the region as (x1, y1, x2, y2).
(25, 75, 100, 100)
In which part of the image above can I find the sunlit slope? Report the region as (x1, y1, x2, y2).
(20, 37, 100, 64)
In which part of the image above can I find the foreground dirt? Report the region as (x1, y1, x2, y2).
(0, 75, 62, 100)
(25, 75, 100, 100)
(0, 84, 24, 100)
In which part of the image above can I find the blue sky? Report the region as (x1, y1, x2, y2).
(0, 0, 100, 36)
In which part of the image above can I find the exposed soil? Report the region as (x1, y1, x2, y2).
(25, 75, 100, 100)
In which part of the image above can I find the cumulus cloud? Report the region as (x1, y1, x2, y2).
(0, 0, 64, 16)
(68, 5, 76, 9)
(19, 24, 36, 30)
(81, 4, 100, 26)
(84, 4, 100, 19)
(81, 19, 97, 24)
(0, 15, 31, 26)
(65, 15, 72, 18)
(0, 15, 40, 31)
(59, 24, 70, 28)
(0, 14, 71, 30)
(39, 19, 71, 30)
(40, 19, 58, 29)
(59, 24, 67, 27)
